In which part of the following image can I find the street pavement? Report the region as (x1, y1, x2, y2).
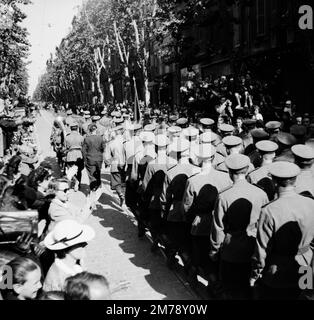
(35, 110, 198, 300)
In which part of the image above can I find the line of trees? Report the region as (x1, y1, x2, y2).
(33, 0, 230, 107)
(33, 0, 249, 108)
(0, 0, 30, 100)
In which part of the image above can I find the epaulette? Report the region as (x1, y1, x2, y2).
(187, 172, 200, 181)
(219, 184, 233, 194)
(167, 163, 177, 172)
(261, 198, 277, 209)
(248, 167, 260, 176)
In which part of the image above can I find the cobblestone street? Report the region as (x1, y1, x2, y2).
(36, 110, 197, 300)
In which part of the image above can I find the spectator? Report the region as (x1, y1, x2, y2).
(1, 257, 42, 300)
(64, 272, 111, 300)
(43, 220, 95, 292)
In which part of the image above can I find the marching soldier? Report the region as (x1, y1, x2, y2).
(216, 136, 254, 173)
(182, 145, 232, 281)
(199, 118, 215, 133)
(248, 140, 278, 200)
(104, 125, 126, 206)
(274, 132, 297, 163)
(82, 112, 92, 135)
(142, 135, 175, 251)
(265, 121, 281, 142)
(210, 154, 269, 299)
(250, 161, 314, 300)
(160, 138, 200, 268)
(65, 120, 84, 186)
(291, 144, 314, 197)
(216, 124, 235, 157)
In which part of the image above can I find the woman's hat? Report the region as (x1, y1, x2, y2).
(44, 220, 95, 251)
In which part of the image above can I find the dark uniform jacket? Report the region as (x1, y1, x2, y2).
(82, 135, 106, 164)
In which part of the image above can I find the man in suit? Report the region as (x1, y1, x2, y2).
(82, 124, 106, 192)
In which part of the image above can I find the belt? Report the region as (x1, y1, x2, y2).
(297, 245, 311, 256)
(69, 147, 82, 151)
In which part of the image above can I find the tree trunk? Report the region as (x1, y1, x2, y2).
(96, 69, 104, 104)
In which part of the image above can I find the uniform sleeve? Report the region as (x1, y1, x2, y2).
(142, 163, 153, 193)
(160, 174, 171, 216)
(251, 208, 274, 281)
(82, 138, 88, 160)
(182, 179, 194, 216)
(209, 196, 226, 260)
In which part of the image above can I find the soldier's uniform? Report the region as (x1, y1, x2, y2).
(265, 121, 281, 142)
(82, 112, 92, 135)
(160, 139, 200, 266)
(65, 120, 84, 184)
(216, 124, 235, 157)
(274, 132, 297, 163)
(65, 110, 74, 135)
(210, 154, 269, 299)
(245, 128, 269, 167)
(142, 135, 176, 250)
(124, 123, 143, 211)
(248, 140, 278, 200)
(183, 145, 232, 274)
(104, 125, 126, 205)
(199, 118, 215, 134)
(216, 136, 255, 174)
(250, 162, 314, 300)
(291, 144, 314, 197)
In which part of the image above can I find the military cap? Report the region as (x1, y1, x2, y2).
(243, 119, 257, 127)
(183, 127, 199, 138)
(169, 115, 179, 122)
(170, 138, 190, 153)
(269, 161, 300, 179)
(69, 120, 79, 128)
(121, 108, 127, 113)
(265, 121, 281, 131)
(225, 154, 250, 171)
(139, 131, 155, 143)
(114, 117, 124, 124)
(127, 123, 142, 131)
(101, 110, 106, 115)
(199, 132, 218, 144)
(154, 135, 169, 147)
(251, 128, 269, 139)
(290, 125, 307, 137)
(154, 109, 161, 115)
(194, 145, 216, 159)
(92, 115, 101, 121)
(256, 140, 278, 153)
(85, 114, 91, 119)
(222, 136, 243, 147)
(277, 132, 297, 146)
(84, 111, 90, 115)
(200, 118, 215, 127)
(144, 124, 156, 132)
(168, 126, 182, 134)
(66, 110, 73, 115)
(291, 144, 314, 160)
(219, 124, 234, 133)
(176, 118, 188, 126)
(111, 111, 118, 117)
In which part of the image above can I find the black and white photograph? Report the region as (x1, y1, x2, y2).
(0, 0, 314, 306)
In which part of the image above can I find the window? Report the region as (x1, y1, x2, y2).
(256, 0, 266, 36)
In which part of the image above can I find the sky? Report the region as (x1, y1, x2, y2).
(22, 0, 84, 97)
